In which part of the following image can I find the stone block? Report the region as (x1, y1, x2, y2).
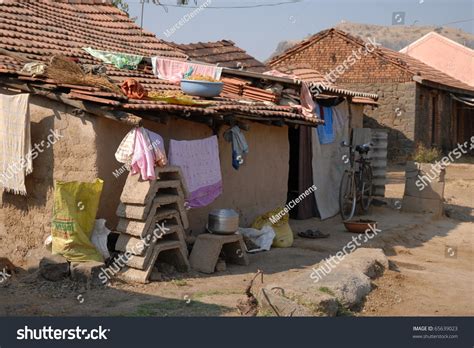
(189, 233, 249, 274)
(39, 254, 70, 281)
(116, 201, 160, 237)
(117, 240, 189, 284)
(120, 172, 158, 205)
(70, 261, 105, 286)
(116, 202, 152, 221)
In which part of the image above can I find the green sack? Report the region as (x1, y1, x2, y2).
(51, 179, 104, 262)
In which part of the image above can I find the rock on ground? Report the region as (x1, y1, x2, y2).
(258, 248, 388, 316)
(70, 261, 106, 286)
(39, 254, 70, 281)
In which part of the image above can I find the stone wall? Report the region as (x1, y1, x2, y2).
(0, 92, 289, 264)
(342, 82, 417, 160)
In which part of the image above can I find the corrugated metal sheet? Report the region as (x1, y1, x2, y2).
(370, 129, 388, 197)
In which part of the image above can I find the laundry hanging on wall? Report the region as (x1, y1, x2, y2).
(169, 135, 222, 208)
(115, 127, 167, 181)
(223, 126, 249, 170)
(316, 104, 335, 144)
(311, 100, 350, 219)
(0, 93, 32, 195)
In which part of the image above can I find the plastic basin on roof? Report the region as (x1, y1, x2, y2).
(180, 79, 224, 98)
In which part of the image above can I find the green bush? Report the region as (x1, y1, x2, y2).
(412, 143, 441, 163)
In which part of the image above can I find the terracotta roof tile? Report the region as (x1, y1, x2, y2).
(0, 0, 187, 61)
(0, 0, 322, 125)
(269, 28, 474, 95)
(171, 40, 269, 73)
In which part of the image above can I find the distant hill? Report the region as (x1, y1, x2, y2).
(268, 21, 474, 61)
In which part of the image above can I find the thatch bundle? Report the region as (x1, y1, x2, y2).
(46, 55, 123, 95)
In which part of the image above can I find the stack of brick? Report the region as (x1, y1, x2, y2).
(114, 166, 191, 284)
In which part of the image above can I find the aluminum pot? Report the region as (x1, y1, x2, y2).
(207, 209, 239, 234)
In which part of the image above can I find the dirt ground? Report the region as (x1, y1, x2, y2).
(0, 164, 472, 317)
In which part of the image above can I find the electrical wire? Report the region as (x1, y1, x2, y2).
(131, 0, 303, 9)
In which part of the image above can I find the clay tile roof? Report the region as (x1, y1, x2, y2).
(0, 0, 187, 66)
(171, 40, 269, 73)
(0, 1, 323, 125)
(269, 28, 474, 95)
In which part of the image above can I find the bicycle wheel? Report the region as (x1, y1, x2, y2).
(339, 170, 356, 221)
(360, 164, 373, 213)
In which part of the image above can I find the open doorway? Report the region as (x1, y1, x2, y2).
(287, 125, 318, 220)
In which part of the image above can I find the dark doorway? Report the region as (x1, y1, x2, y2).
(287, 126, 318, 219)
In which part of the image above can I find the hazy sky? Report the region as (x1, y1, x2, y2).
(125, 0, 474, 61)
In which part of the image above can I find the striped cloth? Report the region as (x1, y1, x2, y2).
(0, 93, 32, 195)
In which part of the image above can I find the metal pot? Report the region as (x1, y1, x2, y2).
(207, 209, 239, 234)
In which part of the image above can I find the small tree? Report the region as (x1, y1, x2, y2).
(112, 0, 129, 15)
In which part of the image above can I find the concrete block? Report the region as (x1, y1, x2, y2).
(70, 261, 105, 286)
(117, 240, 188, 284)
(404, 176, 445, 200)
(215, 259, 226, 272)
(116, 201, 160, 237)
(402, 195, 443, 216)
(155, 165, 189, 196)
(154, 195, 189, 230)
(120, 172, 158, 205)
(39, 254, 70, 281)
(115, 234, 148, 256)
(116, 202, 152, 221)
(189, 234, 249, 274)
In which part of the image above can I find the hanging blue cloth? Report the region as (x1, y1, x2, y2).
(223, 126, 249, 170)
(316, 105, 335, 144)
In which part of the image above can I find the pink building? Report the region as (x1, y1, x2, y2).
(400, 32, 474, 87)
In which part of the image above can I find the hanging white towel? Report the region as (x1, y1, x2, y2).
(0, 93, 32, 195)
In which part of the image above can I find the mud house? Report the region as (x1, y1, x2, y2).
(0, 1, 377, 264)
(269, 28, 474, 159)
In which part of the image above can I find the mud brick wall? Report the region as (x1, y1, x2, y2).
(342, 82, 417, 160)
(270, 32, 419, 160)
(0, 92, 289, 264)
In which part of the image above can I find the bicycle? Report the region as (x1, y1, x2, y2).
(339, 141, 373, 221)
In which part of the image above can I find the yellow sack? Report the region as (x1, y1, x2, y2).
(51, 179, 104, 262)
(252, 207, 293, 248)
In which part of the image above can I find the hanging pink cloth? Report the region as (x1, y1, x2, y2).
(130, 128, 156, 181)
(151, 57, 222, 83)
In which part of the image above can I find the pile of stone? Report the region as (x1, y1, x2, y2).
(114, 166, 191, 284)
